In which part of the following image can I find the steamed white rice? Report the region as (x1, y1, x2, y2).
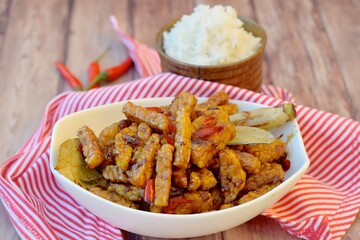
(163, 5, 262, 66)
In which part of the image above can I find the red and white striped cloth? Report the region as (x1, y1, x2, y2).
(0, 17, 359, 240)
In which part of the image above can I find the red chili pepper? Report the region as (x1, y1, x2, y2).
(194, 126, 223, 140)
(145, 107, 163, 113)
(87, 57, 133, 90)
(55, 62, 83, 91)
(144, 179, 155, 203)
(163, 130, 174, 145)
(87, 47, 110, 89)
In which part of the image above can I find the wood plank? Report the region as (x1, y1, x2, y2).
(123, 231, 222, 240)
(254, 0, 352, 118)
(131, 0, 194, 48)
(317, 0, 360, 237)
(0, 0, 71, 239)
(317, 0, 360, 121)
(0, 0, 11, 56)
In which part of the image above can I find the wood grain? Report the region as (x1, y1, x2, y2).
(0, 1, 70, 239)
(0, 0, 359, 239)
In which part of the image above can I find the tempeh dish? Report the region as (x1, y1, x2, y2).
(55, 91, 296, 214)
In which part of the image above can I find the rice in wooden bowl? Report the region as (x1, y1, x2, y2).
(156, 5, 267, 92)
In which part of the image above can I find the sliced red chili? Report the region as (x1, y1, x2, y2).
(167, 122, 176, 134)
(163, 131, 174, 145)
(194, 125, 223, 140)
(145, 107, 163, 113)
(144, 179, 155, 203)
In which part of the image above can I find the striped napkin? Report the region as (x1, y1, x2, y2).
(0, 17, 359, 240)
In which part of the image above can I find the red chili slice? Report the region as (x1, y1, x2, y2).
(163, 131, 174, 145)
(145, 107, 163, 113)
(194, 125, 223, 140)
(144, 179, 155, 203)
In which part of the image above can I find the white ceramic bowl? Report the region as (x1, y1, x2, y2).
(50, 97, 310, 238)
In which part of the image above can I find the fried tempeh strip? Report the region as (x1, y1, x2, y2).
(89, 187, 137, 209)
(98, 122, 119, 157)
(132, 123, 152, 164)
(154, 144, 174, 207)
(108, 183, 144, 201)
(173, 110, 193, 169)
(126, 133, 161, 188)
(168, 92, 197, 118)
(122, 102, 171, 132)
(243, 138, 286, 163)
(191, 122, 235, 168)
(191, 140, 217, 168)
(192, 109, 230, 131)
(215, 104, 238, 115)
(245, 163, 284, 192)
(137, 122, 152, 141)
(102, 165, 128, 183)
(77, 126, 105, 169)
(234, 151, 261, 175)
(164, 191, 214, 214)
(114, 124, 138, 171)
(219, 148, 246, 203)
(195, 91, 229, 113)
(238, 182, 281, 204)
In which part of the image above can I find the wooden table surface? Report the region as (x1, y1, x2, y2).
(1, 0, 359, 239)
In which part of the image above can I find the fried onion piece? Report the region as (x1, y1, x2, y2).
(123, 102, 171, 132)
(219, 148, 246, 203)
(77, 126, 105, 169)
(154, 144, 174, 207)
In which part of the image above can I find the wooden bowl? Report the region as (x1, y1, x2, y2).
(155, 17, 267, 92)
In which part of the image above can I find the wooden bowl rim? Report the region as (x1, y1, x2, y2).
(155, 16, 267, 70)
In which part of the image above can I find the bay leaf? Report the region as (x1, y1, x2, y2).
(55, 138, 101, 189)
